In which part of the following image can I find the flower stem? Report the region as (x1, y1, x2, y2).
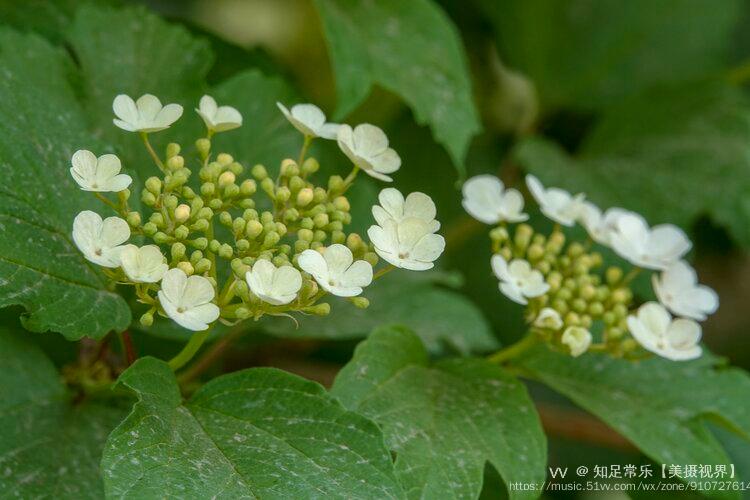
(622, 267, 641, 285)
(118, 330, 137, 366)
(140, 132, 166, 173)
(343, 165, 360, 186)
(373, 264, 395, 280)
(168, 328, 211, 371)
(298, 135, 312, 167)
(487, 333, 539, 364)
(177, 326, 245, 385)
(94, 193, 119, 212)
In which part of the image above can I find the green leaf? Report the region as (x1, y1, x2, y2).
(66, 3, 213, 179)
(0, 29, 130, 339)
(264, 270, 498, 355)
(0, 322, 125, 498)
(477, 0, 742, 110)
(332, 326, 546, 499)
(102, 357, 404, 498)
(314, 0, 480, 172)
(514, 81, 750, 246)
(520, 346, 750, 496)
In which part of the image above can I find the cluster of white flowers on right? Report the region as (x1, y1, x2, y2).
(71, 94, 443, 334)
(463, 173, 718, 361)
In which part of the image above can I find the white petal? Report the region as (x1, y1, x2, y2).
(160, 268, 188, 305)
(136, 94, 162, 120)
(270, 265, 302, 300)
(491, 254, 511, 281)
(100, 216, 130, 248)
(500, 281, 527, 304)
(154, 103, 183, 129)
(371, 148, 401, 174)
(403, 192, 436, 222)
(353, 124, 388, 156)
(112, 95, 138, 125)
(340, 260, 373, 289)
(297, 249, 329, 279)
(324, 244, 354, 276)
(318, 123, 341, 140)
(199, 95, 218, 117)
(182, 275, 215, 308)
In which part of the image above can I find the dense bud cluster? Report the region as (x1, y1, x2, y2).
(70, 94, 445, 333)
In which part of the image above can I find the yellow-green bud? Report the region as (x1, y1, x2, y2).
(327, 220, 343, 232)
(174, 225, 189, 240)
(217, 153, 233, 166)
(296, 188, 314, 207)
(331, 230, 346, 244)
(313, 230, 327, 242)
(229, 162, 243, 175)
(289, 176, 305, 193)
(527, 243, 544, 261)
(190, 237, 208, 250)
(167, 155, 184, 170)
(564, 311, 580, 326)
(275, 222, 287, 237)
(243, 209, 258, 221)
(139, 311, 154, 327)
(218, 211, 232, 226)
(514, 223, 533, 250)
(313, 187, 327, 203)
(333, 196, 350, 212)
(236, 239, 250, 252)
(606, 266, 623, 285)
(251, 164, 268, 180)
(145, 176, 161, 195)
(613, 303, 628, 319)
(313, 213, 329, 228)
(194, 258, 211, 274)
(245, 220, 263, 239)
(196, 138, 211, 157)
(263, 231, 280, 248)
(141, 190, 157, 206)
(197, 207, 213, 220)
(174, 204, 191, 223)
(276, 186, 291, 203)
(240, 179, 257, 196)
(201, 182, 215, 196)
(118, 188, 130, 201)
(176, 261, 194, 275)
(191, 219, 209, 232)
(364, 252, 378, 266)
(328, 175, 344, 193)
(298, 228, 314, 242)
(280, 159, 299, 177)
(489, 226, 509, 242)
(588, 302, 604, 316)
(261, 177, 275, 197)
(166, 142, 181, 158)
(611, 288, 631, 304)
(208, 239, 221, 253)
(171, 242, 186, 260)
(567, 242, 584, 258)
(218, 171, 236, 188)
(572, 298, 587, 313)
(126, 211, 141, 227)
(547, 230, 565, 254)
(218, 243, 233, 259)
(223, 184, 240, 199)
(163, 195, 178, 211)
(232, 218, 246, 235)
(580, 284, 596, 300)
(302, 303, 330, 316)
(154, 232, 171, 244)
(295, 240, 310, 253)
(143, 222, 158, 236)
(300, 217, 314, 230)
(552, 299, 569, 315)
(302, 157, 319, 175)
(350, 297, 370, 309)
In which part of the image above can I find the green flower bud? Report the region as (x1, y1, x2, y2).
(234, 280, 249, 299)
(166, 142, 181, 158)
(194, 258, 212, 274)
(302, 303, 330, 316)
(613, 303, 628, 319)
(208, 198, 223, 210)
(289, 176, 305, 193)
(310, 241, 323, 251)
(208, 239, 221, 253)
(218, 211, 232, 226)
(514, 223, 533, 250)
(564, 311, 580, 326)
(588, 302, 605, 316)
(230, 258, 247, 276)
(313, 230, 327, 242)
(143, 222, 158, 236)
(527, 243, 544, 261)
(176, 261, 194, 275)
(174, 225, 189, 240)
(139, 311, 154, 327)
(259, 211, 273, 224)
(499, 247, 512, 261)
(230, 162, 244, 175)
(272, 255, 288, 267)
(263, 231, 280, 248)
(327, 220, 343, 232)
(236, 239, 250, 252)
(546, 231, 565, 254)
(572, 298, 587, 313)
(217, 153, 233, 166)
(295, 240, 310, 253)
(606, 266, 623, 285)
(238, 198, 255, 209)
(298, 228, 314, 242)
(196, 138, 211, 158)
(567, 242, 584, 258)
(191, 219, 209, 232)
(350, 297, 369, 309)
(167, 155, 184, 171)
(328, 175, 344, 194)
(251, 164, 268, 180)
(552, 299, 569, 315)
(170, 242, 186, 260)
(331, 230, 346, 244)
(313, 213, 329, 228)
(346, 233, 364, 251)
(163, 195, 178, 211)
(243, 209, 259, 221)
(276, 186, 291, 203)
(580, 284, 596, 300)
(313, 187, 327, 203)
(126, 211, 141, 227)
(218, 243, 234, 259)
(607, 327, 624, 340)
(275, 222, 287, 236)
(190, 237, 208, 250)
(245, 220, 263, 239)
(240, 179, 257, 196)
(283, 208, 300, 223)
(302, 157, 319, 175)
(201, 182, 215, 197)
(333, 196, 350, 212)
(280, 159, 298, 177)
(611, 288, 631, 304)
(218, 171, 236, 188)
(296, 188, 314, 207)
(141, 190, 157, 206)
(118, 188, 131, 201)
(145, 176, 161, 195)
(197, 207, 213, 220)
(174, 204, 191, 223)
(364, 252, 378, 266)
(154, 232, 171, 244)
(261, 177, 275, 198)
(489, 226, 509, 243)
(232, 218, 246, 234)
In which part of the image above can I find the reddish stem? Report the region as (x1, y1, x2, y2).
(121, 330, 137, 366)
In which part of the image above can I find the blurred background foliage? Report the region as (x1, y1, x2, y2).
(3, 0, 750, 497)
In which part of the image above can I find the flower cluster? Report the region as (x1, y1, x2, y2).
(463, 174, 718, 361)
(71, 94, 444, 332)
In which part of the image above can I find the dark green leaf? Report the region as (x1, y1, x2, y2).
(520, 346, 750, 496)
(478, 0, 742, 110)
(332, 326, 546, 499)
(264, 270, 498, 355)
(0, 29, 130, 339)
(514, 81, 750, 246)
(314, 0, 480, 173)
(0, 323, 125, 498)
(102, 357, 404, 498)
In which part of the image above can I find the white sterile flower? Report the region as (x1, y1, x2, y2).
(652, 261, 719, 321)
(372, 188, 440, 233)
(120, 244, 168, 283)
(245, 259, 302, 306)
(298, 244, 373, 297)
(627, 302, 702, 361)
(562, 326, 592, 357)
(69, 150, 132, 192)
(158, 268, 220, 331)
(491, 254, 549, 305)
(533, 307, 563, 330)
(578, 202, 630, 246)
(337, 124, 401, 182)
(368, 219, 445, 271)
(196, 95, 242, 133)
(461, 175, 528, 224)
(276, 102, 340, 139)
(609, 212, 691, 270)
(72, 210, 130, 268)
(112, 94, 183, 133)
(525, 174, 585, 226)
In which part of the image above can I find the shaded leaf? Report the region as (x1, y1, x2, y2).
(102, 357, 404, 498)
(314, 0, 480, 173)
(0, 323, 125, 498)
(332, 326, 546, 499)
(0, 29, 130, 339)
(514, 81, 750, 246)
(520, 346, 750, 496)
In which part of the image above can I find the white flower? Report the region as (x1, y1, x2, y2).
(69, 150, 132, 192)
(652, 261, 719, 321)
(491, 254, 549, 305)
(112, 94, 183, 133)
(609, 212, 691, 270)
(368, 219, 445, 271)
(337, 124, 401, 182)
(196, 95, 242, 133)
(534, 307, 563, 330)
(298, 245, 373, 297)
(120, 244, 168, 283)
(525, 174, 585, 226)
(277, 102, 340, 139)
(578, 202, 630, 246)
(158, 269, 220, 331)
(461, 175, 528, 224)
(562, 326, 592, 357)
(627, 302, 702, 361)
(245, 260, 302, 306)
(72, 210, 130, 268)
(372, 188, 439, 233)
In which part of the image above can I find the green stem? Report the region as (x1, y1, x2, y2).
(622, 267, 641, 285)
(343, 165, 360, 186)
(140, 132, 166, 173)
(94, 193, 119, 212)
(168, 328, 211, 371)
(298, 135, 312, 167)
(487, 333, 539, 364)
(373, 264, 395, 280)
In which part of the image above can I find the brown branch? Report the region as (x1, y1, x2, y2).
(120, 330, 136, 366)
(178, 327, 246, 385)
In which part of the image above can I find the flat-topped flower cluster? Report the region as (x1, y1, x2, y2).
(463, 174, 718, 361)
(71, 94, 444, 332)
